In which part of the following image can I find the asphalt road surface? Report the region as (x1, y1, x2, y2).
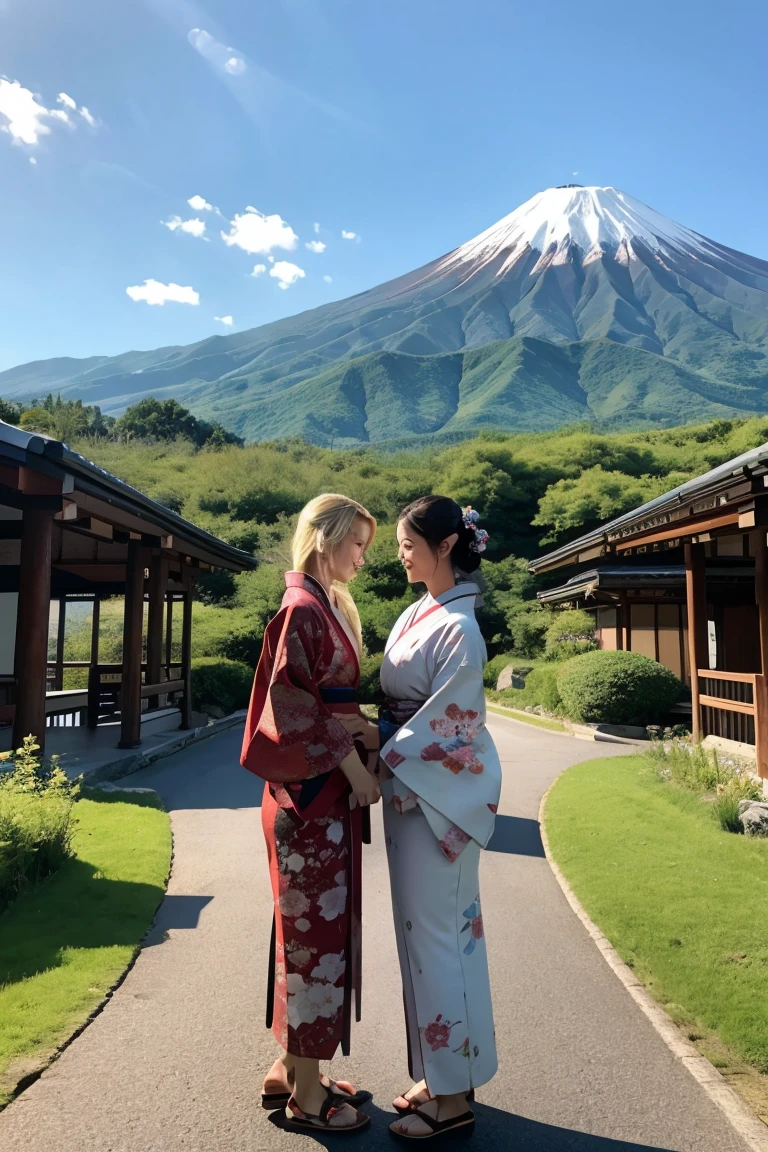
(0, 716, 753, 1151)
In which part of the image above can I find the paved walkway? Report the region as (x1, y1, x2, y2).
(0, 717, 755, 1151)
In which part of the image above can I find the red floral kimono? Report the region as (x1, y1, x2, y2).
(240, 571, 365, 1059)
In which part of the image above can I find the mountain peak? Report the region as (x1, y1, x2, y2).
(439, 184, 702, 276)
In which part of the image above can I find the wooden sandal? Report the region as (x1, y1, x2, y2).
(262, 1074, 370, 1111)
(283, 1088, 371, 1135)
(390, 1106, 475, 1141)
(393, 1088, 474, 1117)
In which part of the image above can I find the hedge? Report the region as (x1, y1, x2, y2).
(190, 657, 253, 715)
(557, 649, 682, 726)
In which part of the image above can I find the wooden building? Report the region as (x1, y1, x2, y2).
(530, 441, 768, 778)
(0, 421, 256, 753)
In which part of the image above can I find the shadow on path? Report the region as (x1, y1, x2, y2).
(142, 894, 214, 947)
(486, 814, 545, 857)
(268, 1101, 678, 1150)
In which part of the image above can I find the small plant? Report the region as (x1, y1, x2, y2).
(646, 737, 762, 834)
(0, 735, 81, 913)
(711, 789, 746, 834)
(544, 609, 598, 662)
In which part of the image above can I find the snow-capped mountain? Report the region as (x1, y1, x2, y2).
(3, 186, 768, 443)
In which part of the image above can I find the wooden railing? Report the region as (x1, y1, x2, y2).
(697, 669, 768, 776)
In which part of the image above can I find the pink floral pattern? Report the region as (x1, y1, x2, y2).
(420, 702, 484, 775)
(438, 824, 472, 863)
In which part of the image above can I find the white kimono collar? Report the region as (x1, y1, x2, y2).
(424, 582, 480, 609)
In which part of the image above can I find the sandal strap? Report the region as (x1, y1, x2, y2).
(410, 1106, 475, 1133)
(320, 1089, 347, 1124)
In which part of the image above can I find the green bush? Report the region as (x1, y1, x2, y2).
(358, 653, 384, 705)
(190, 657, 253, 715)
(557, 650, 682, 725)
(0, 735, 80, 913)
(495, 663, 563, 713)
(544, 609, 598, 661)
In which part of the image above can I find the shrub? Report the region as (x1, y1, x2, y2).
(190, 657, 253, 715)
(358, 653, 384, 705)
(557, 649, 682, 725)
(495, 663, 563, 713)
(0, 735, 80, 913)
(544, 609, 598, 661)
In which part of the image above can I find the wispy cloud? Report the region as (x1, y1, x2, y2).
(313, 222, 321, 234)
(251, 263, 267, 277)
(323, 275, 333, 284)
(188, 28, 246, 77)
(126, 279, 200, 306)
(222, 206, 298, 255)
(162, 215, 207, 238)
(214, 314, 234, 325)
(341, 229, 360, 243)
(270, 261, 305, 290)
(57, 92, 77, 111)
(305, 240, 326, 254)
(188, 194, 214, 212)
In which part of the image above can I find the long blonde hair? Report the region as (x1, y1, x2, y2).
(291, 493, 377, 652)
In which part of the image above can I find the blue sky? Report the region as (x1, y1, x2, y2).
(1, 0, 767, 372)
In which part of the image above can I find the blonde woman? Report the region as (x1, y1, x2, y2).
(241, 494, 380, 1135)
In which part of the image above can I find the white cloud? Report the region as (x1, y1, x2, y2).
(29, 156, 37, 166)
(572, 170, 579, 176)
(0, 77, 98, 150)
(188, 194, 213, 212)
(313, 222, 321, 234)
(323, 275, 333, 284)
(189, 29, 247, 77)
(79, 106, 97, 128)
(214, 315, 234, 326)
(305, 240, 326, 254)
(126, 279, 200, 306)
(162, 215, 207, 238)
(251, 263, 267, 277)
(221, 206, 298, 255)
(341, 229, 360, 241)
(270, 261, 305, 290)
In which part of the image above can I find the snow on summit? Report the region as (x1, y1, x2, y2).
(440, 185, 708, 277)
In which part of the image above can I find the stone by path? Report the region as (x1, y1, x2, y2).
(0, 717, 756, 1151)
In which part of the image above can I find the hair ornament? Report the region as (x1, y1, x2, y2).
(462, 506, 489, 554)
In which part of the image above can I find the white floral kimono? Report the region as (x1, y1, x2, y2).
(380, 582, 501, 1095)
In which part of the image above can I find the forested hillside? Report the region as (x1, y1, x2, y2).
(54, 413, 768, 674)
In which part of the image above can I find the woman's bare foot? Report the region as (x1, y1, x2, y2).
(393, 1078, 432, 1111)
(390, 1092, 471, 1137)
(289, 1081, 364, 1129)
(263, 1055, 293, 1094)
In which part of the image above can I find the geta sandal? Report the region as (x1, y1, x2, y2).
(390, 1106, 475, 1141)
(393, 1089, 474, 1118)
(283, 1088, 370, 1134)
(262, 1074, 370, 1111)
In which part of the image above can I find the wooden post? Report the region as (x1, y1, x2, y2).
(119, 542, 147, 749)
(180, 569, 193, 730)
(90, 597, 101, 666)
(13, 508, 54, 751)
(616, 597, 624, 651)
(145, 554, 168, 709)
(165, 594, 174, 678)
(55, 597, 67, 691)
(685, 541, 708, 742)
(752, 531, 768, 778)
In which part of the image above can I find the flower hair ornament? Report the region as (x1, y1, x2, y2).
(462, 506, 489, 553)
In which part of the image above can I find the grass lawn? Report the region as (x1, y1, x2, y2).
(0, 788, 171, 1107)
(544, 754, 768, 1118)
(486, 701, 568, 733)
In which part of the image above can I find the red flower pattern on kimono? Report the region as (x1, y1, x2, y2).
(421, 1013, 461, 1052)
(420, 704, 484, 776)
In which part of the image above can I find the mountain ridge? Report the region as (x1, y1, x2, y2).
(3, 186, 768, 443)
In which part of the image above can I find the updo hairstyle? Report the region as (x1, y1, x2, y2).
(398, 495, 482, 575)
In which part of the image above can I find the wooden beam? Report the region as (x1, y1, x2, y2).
(119, 541, 147, 748)
(615, 510, 742, 551)
(685, 542, 709, 743)
(13, 509, 54, 750)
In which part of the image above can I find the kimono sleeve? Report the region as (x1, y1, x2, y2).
(428, 617, 487, 695)
(240, 602, 355, 783)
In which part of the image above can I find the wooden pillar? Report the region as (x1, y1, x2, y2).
(13, 508, 54, 750)
(165, 594, 174, 677)
(685, 541, 708, 742)
(752, 531, 768, 778)
(615, 598, 624, 651)
(90, 597, 101, 666)
(119, 542, 147, 749)
(180, 570, 193, 730)
(145, 554, 168, 709)
(54, 597, 67, 691)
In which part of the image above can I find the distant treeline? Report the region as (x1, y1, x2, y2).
(33, 403, 767, 669)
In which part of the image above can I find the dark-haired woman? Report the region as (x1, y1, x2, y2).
(379, 497, 501, 1141)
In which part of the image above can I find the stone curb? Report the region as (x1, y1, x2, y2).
(486, 701, 631, 744)
(87, 710, 247, 783)
(538, 781, 768, 1152)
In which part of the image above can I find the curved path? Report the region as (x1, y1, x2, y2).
(0, 716, 755, 1151)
